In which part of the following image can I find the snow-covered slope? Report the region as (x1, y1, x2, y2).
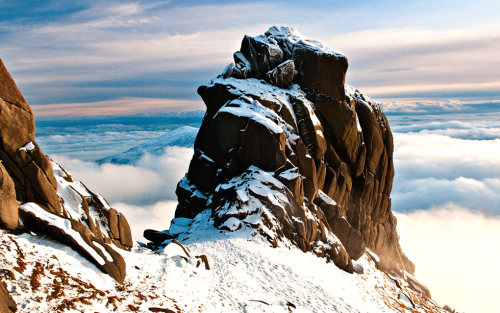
(0, 211, 446, 313)
(97, 126, 198, 165)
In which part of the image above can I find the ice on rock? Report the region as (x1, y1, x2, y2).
(18, 141, 35, 152)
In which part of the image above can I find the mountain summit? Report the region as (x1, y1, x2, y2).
(146, 25, 437, 301)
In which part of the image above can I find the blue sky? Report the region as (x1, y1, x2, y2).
(1, 0, 499, 117)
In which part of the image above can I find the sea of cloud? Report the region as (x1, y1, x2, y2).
(387, 113, 500, 312)
(396, 206, 500, 313)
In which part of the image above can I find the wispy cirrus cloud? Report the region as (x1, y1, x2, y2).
(1, 0, 500, 111)
(328, 23, 500, 97)
(32, 97, 203, 117)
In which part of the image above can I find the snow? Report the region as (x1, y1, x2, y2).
(317, 190, 338, 206)
(93, 241, 114, 263)
(19, 202, 106, 266)
(18, 141, 35, 152)
(1, 214, 445, 312)
(217, 98, 284, 135)
(278, 168, 300, 180)
(51, 160, 112, 236)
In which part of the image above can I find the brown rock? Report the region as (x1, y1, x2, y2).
(0, 60, 133, 283)
(290, 95, 327, 160)
(0, 277, 16, 313)
(0, 163, 18, 230)
(212, 99, 286, 173)
(0, 58, 31, 113)
(0, 59, 61, 215)
(19, 204, 126, 283)
(331, 217, 366, 260)
(118, 212, 133, 248)
(293, 45, 348, 100)
(315, 96, 362, 164)
(277, 167, 304, 204)
(266, 59, 294, 88)
(107, 207, 120, 239)
(161, 27, 416, 279)
(240, 35, 283, 77)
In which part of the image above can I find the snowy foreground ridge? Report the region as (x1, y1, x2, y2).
(1, 213, 445, 312)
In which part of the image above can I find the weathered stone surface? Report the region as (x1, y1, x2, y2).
(266, 59, 294, 88)
(209, 167, 353, 273)
(313, 95, 362, 163)
(19, 204, 126, 283)
(0, 163, 18, 230)
(331, 217, 366, 260)
(291, 95, 327, 160)
(240, 35, 283, 77)
(293, 46, 348, 100)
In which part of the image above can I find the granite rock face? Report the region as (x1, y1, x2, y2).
(151, 26, 414, 277)
(0, 59, 132, 283)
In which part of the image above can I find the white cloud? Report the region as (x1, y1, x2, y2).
(2, 1, 500, 105)
(52, 146, 193, 205)
(396, 206, 500, 313)
(393, 177, 500, 214)
(391, 131, 500, 214)
(32, 97, 203, 117)
(112, 200, 177, 242)
(394, 133, 500, 180)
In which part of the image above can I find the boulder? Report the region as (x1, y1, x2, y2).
(19, 203, 126, 284)
(331, 217, 366, 260)
(266, 59, 294, 88)
(292, 45, 348, 100)
(240, 35, 283, 77)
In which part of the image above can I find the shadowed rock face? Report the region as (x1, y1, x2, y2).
(169, 26, 414, 276)
(0, 59, 132, 284)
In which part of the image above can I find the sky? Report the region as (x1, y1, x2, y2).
(0, 0, 499, 117)
(3, 1, 500, 312)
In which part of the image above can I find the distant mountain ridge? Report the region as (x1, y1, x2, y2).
(97, 126, 198, 165)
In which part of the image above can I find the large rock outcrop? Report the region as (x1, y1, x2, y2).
(0, 59, 132, 283)
(150, 27, 414, 278)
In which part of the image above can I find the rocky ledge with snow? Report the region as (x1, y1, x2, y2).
(150, 26, 414, 276)
(0, 58, 133, 312)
